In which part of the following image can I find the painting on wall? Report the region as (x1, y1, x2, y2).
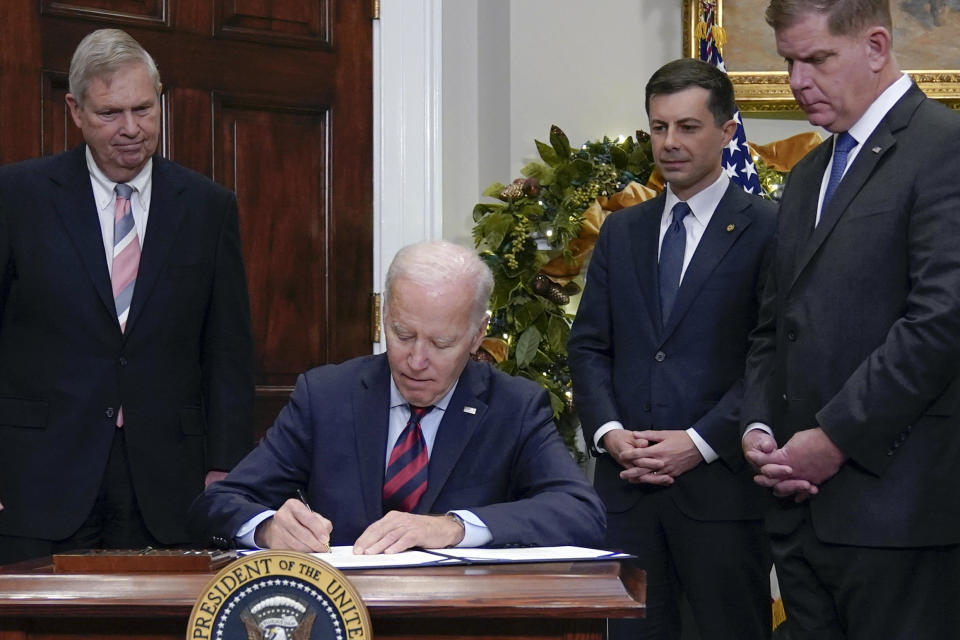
(682, 0, 960, 112)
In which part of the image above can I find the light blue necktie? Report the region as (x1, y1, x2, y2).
(658, 201, 691, 326)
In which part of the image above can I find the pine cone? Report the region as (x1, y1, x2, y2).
(532, 273, 570, 305)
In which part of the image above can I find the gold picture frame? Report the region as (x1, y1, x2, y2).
(682, 0, 960, 113)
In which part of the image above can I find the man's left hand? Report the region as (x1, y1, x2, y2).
(353, 511, 465, 554)
(618, 430, 703, 485)
(749, 427, 845, 499)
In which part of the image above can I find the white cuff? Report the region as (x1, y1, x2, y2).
(686, 427, 718, 463)
(449, 509, 492, 547)
(235, 510, 277, 549)
(593, 421, 625, 453)
(744, 422, 774, 439)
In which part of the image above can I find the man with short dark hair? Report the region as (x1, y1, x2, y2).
(569, 58, 775, 639)
(0, 29, 255, 564)
(742, 0, 960, 637)
(189, 241, 605, 554)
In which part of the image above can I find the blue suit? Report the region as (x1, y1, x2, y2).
(188, 355, 605, 548)
(568, 183, 775, 639)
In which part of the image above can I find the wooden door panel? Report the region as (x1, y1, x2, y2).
(40, 72, 83, 156)
(41, 0, 170, 27)
(215, 100, 331, 384)
(216, 0, 330, 47)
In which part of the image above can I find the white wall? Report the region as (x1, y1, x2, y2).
(439, 0, 818, 246)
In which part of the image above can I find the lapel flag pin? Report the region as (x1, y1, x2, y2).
(463, 406, 477, 414)
(726, 224, 735, 232)
(872, 146, 881, 153)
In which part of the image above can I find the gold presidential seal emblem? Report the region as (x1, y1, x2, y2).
(188, 551, 372, 640)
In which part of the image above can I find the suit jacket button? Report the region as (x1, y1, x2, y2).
(654, 351, 666, 362)
(642, 403, 651, 412)
(787, 331, 797, 341)
(119, 357, 128, 366)
(105, 407, 115, 419)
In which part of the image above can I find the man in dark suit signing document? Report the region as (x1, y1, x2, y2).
(0, 29, 254, 564)
(189, 240, 605, 553)
(742, 0, 960, 637)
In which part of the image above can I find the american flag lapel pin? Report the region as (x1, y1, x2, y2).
(872, 146, 881, 154)
(463, 406, 477, 415)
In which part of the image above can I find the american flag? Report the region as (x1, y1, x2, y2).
(698, 1, 761, 194)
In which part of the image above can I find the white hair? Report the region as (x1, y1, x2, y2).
(69, 29, 161, 107)
(384, 241, 493, 328)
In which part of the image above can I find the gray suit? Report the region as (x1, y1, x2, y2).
(743, 84, 960, 637)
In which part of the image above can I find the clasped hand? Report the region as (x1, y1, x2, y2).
(604, 428, 703, 486)
(255, 498, 465, 554)
(742, 427, 845, 502)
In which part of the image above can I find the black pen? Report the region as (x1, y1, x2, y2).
(296, 489, 330, 552)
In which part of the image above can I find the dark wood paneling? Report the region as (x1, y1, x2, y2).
(41, 0, 170, 28)
(216, 0, 330, 48)
(215, 98, 330, 385)
(40, 72, 82, 155)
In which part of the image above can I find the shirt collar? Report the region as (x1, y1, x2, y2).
(663, 172, 729, 227)
(389, 375, 458, 412)
(85, 146, 153, 212)
(844, 73, 912, 147)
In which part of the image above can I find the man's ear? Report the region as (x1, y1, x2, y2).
(720, 117, 738, 148)
(65, 93, 83, 128)
(470, 315, 490, 353)
(864, 26, 891, 72)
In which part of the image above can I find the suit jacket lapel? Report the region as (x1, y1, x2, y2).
(123, 157, 189, 337)
(629, 195, 666, 335)
(789, 86, 923, 291)
(661, 184, 753, 340)
(353, 356, 393, 522)
(418, 361, 488, 513)
(48, 146, 116, 321)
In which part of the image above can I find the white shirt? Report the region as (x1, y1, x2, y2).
(85, 146, 152, 275)
(235, 376, 492, 548)
(747, 73, 913, 439)
(594, 173, 733, 464)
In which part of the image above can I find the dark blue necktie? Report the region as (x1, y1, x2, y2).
(659, 201, 691, 326)
(821, 132, 858, 216)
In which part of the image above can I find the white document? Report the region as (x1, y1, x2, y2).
(240, 545, 628, 569)
(309, 546, 452, 569)
(425, 545, 630, 563)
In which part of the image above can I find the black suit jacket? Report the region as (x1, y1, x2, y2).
(0, 145, 254, 543)
(569, 183, 776, 521)
(188, 355, 606, 548)
(743, 85, 960, 547)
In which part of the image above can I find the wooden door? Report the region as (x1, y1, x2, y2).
(0, 0, 374, 435)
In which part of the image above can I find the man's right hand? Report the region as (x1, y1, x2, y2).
(602, 429, 649, 469)
(254, 498, 332, 552)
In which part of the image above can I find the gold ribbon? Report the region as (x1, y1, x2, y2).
(540, 181, 660, 281)
(748, 131, 822, 172)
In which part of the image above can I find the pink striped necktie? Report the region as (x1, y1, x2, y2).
(382, 405, 433, 513)
(111, 183, 140, 427)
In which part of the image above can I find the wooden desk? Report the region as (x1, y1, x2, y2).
(0, 557, 644, 639)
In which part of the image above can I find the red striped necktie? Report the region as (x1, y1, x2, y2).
(382, 405, 433, 512)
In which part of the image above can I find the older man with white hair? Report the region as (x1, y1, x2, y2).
(189, 241, 605, 553)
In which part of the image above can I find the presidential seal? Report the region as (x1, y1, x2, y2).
(187, 551, 371, 640)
